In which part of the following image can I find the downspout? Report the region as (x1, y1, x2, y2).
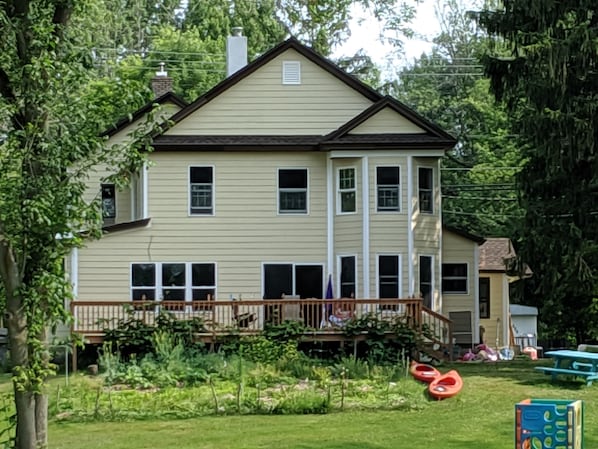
(407, 156, 414, 295)
(503, 275, 510, 347)
(473, 244, 480, 345)
(438, 157, 443, 312)
(327, 154, 334, 288)
(142, 162, 149, 219)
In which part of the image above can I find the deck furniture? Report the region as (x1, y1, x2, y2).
(536, 350, 598, 385)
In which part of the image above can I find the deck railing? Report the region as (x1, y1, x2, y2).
(70, 298, 452, 349)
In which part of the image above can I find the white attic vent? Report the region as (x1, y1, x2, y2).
(282, 61, 301, 85)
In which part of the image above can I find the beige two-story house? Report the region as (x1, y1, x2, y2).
(71, 36, 483, 348)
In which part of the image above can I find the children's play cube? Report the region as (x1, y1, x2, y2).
(515, 399, 583, 449)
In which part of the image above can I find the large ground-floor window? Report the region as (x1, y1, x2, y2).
(263, 263, 323, 299)
(131, 262, 216, 302)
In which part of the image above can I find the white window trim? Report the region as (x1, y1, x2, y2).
(188, 165, 215, 217)
(417, 166, 434, 214)
(277, 167, 309, 215)
(442, 262, 469, 294)
(336, 166, 357, 215)
(282, 61, 301, 85)
(130, 262, 217, 301)
(375, 165, 402, 213)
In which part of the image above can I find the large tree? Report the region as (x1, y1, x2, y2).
(388, 0, 524, 238)
(478, 1, 598, 343)
(0, 2, 153, 448)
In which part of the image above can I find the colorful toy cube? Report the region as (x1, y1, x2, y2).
(515, 399, 583, 449)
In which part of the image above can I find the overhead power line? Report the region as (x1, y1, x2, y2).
(443, 210, 523, 218)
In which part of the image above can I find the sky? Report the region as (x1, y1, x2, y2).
(333, 0, 441, 68)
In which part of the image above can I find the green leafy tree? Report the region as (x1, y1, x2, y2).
(0, 2, 153, 448)
(184, 0, 286, 57)
(388, 0, 523, 237)
(478, 1, 598, 343)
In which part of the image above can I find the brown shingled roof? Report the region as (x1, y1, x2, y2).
(479, 238, 515, 271)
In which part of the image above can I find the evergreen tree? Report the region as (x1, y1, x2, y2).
(478, 1, 598, 343)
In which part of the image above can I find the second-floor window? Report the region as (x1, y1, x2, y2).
(279, 169, 307, 214)
(418, 167, 433, 213)
(376, 166, 400, 212)
(101, 184, 116, 224)
(338, 168, 356, 213)
(190, 166, 213, 215)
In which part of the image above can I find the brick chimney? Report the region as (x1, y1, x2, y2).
(151, 62, 173, 97)
(226, 27, 247, 77)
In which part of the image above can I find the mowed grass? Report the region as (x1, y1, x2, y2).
(38, 360, 598, 449)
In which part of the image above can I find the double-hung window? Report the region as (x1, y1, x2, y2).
(192, 263, 216, 301)
(279, 169, 308, 214)
(340, 256, 356, 298)
(101, 184, 116, 224)
(419, 255, 433, 309)
(376, 166, 400, 212)
(479, 277, 490, 319)
(378, 255, 400, 310)
(131, 263, 156, 300)
(162, 263, 186, 300)
(338, 168, 356, 213)
(442, 263, 468, 294)
(418, 167, 433, 213)
(189, 166, 213, 215)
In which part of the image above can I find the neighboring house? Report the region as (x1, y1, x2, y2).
(442, 227, 485, 349)
(71, 35, 485, 347)
(478, 238, 533, 348)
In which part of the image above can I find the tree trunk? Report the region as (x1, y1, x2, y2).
(35, 393, 48, 448)
(1, 244, 36, 449)
(13, 390, 37, 449)
(35, 326, 50, 448)
(7, 305, 37, 449)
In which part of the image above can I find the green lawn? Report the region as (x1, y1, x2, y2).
(38, 361, 598, 449)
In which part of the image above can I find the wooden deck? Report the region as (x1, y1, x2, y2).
(70, 297, 452, 355)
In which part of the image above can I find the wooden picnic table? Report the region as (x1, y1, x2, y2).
(536, 350, 598, 385)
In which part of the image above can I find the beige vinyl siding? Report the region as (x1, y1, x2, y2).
(441, 231, 477, 317)
(78, 230, 153, 300)
(77, 151, 330, 301)
(479, 272, 508, 347)
(165, 49, 373, 136)
(350, 107, 426, 134)
(367, 157, 408, 298)
(333, 158, 362, 253)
